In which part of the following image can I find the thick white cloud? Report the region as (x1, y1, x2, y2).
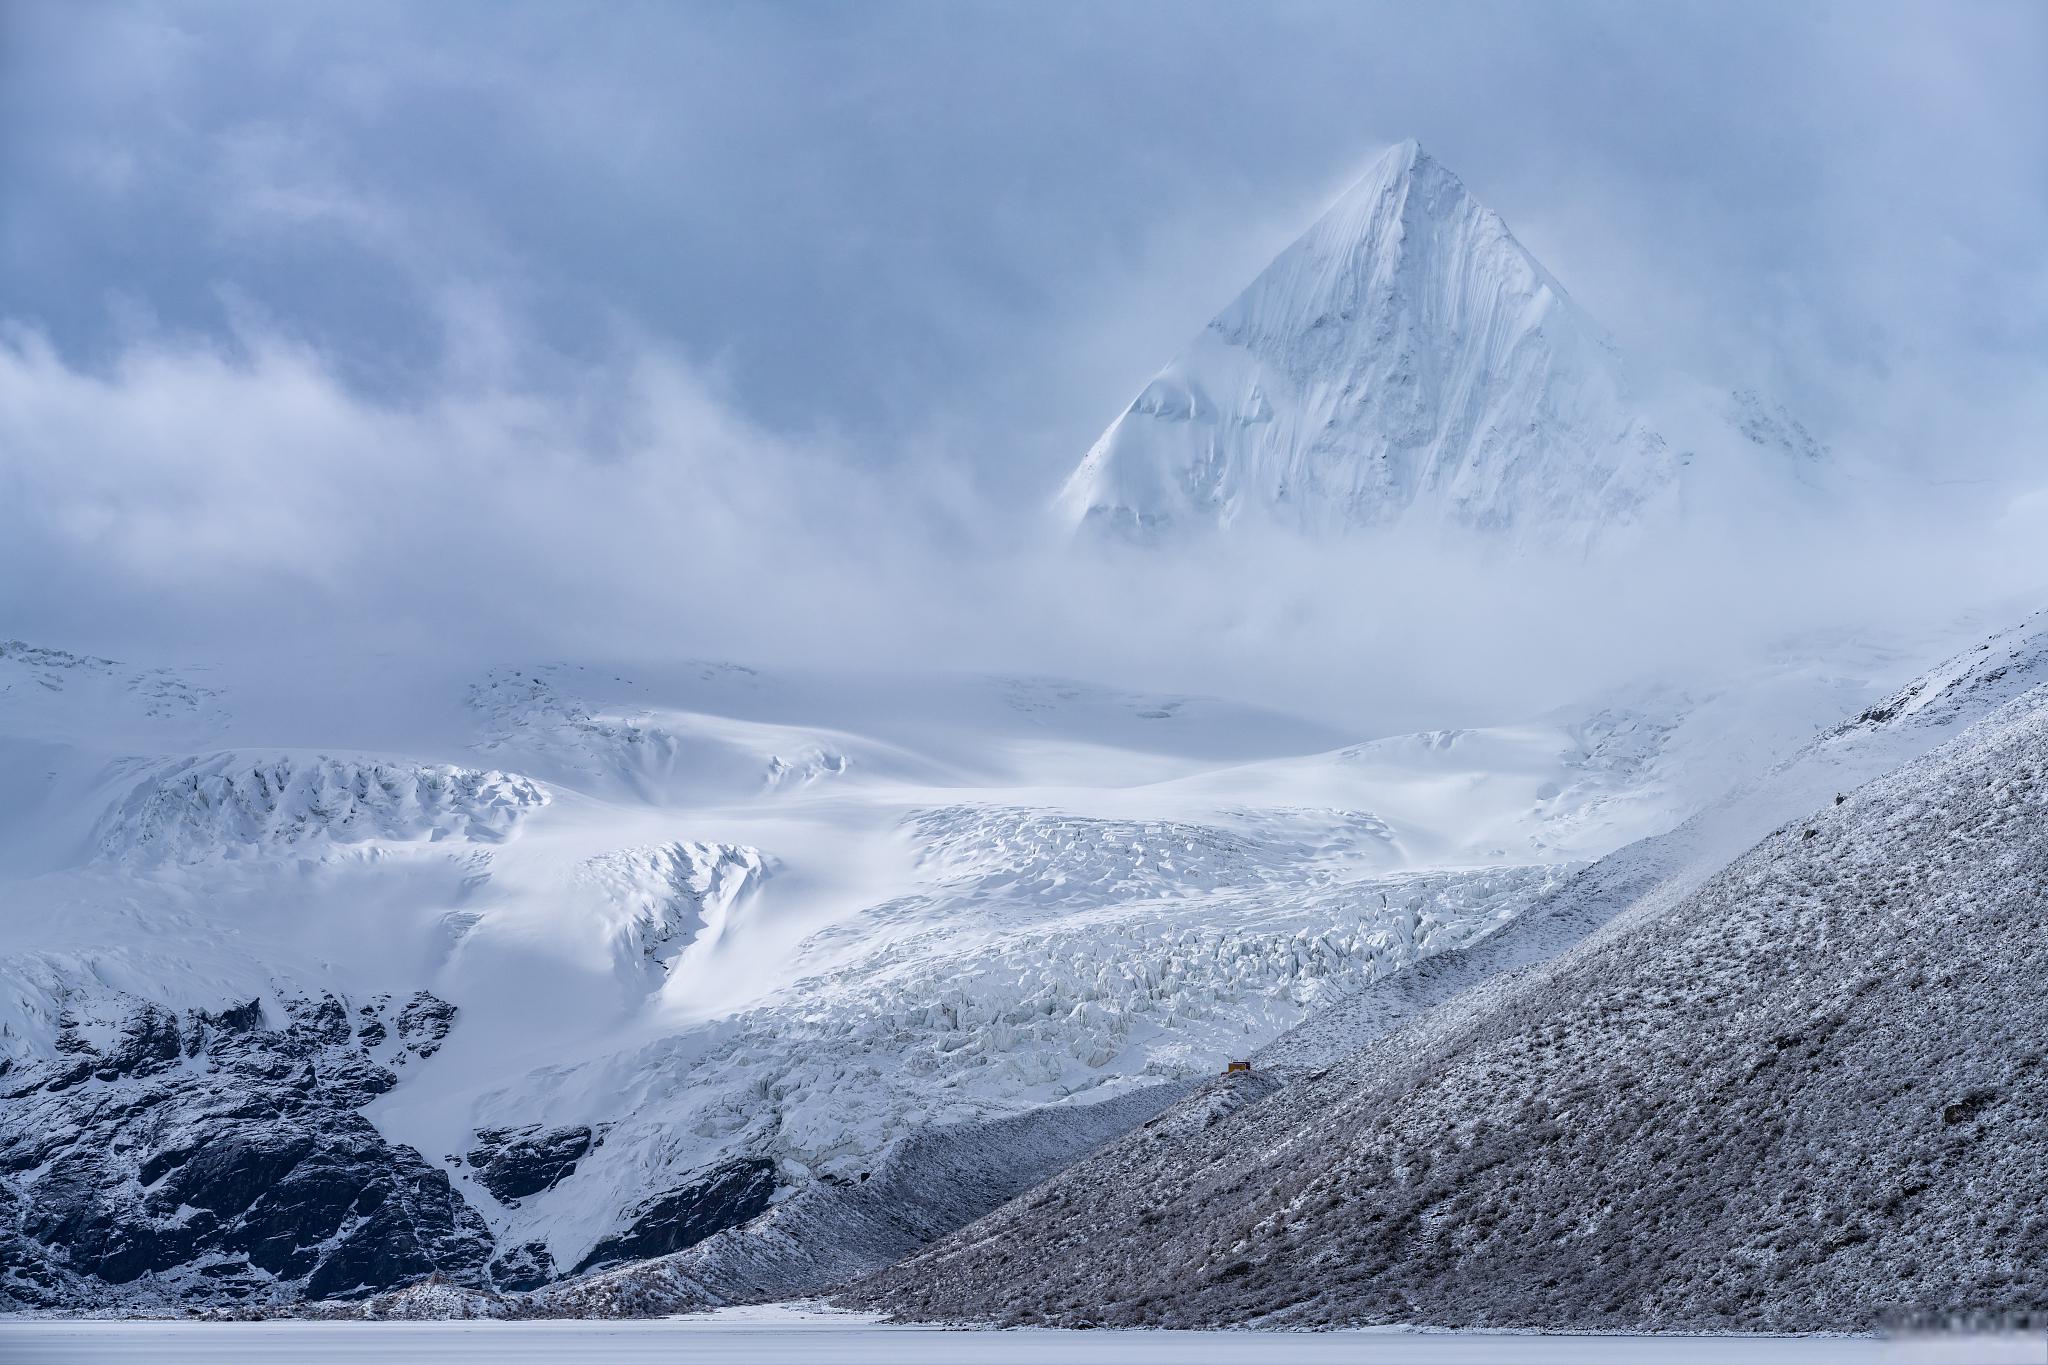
(4, 314, 2042, 735)
(6, 2, 2044, 477)
(1, 2, 2044, 729)
(0, 322, 946, 654)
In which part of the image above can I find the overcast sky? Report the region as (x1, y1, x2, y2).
(2, 1, 2044, 716)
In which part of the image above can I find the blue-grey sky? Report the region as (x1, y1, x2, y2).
(2, 1, 2044, 713)
(9, 2, 2044, 456)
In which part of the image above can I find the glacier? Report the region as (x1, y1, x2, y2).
(0, 626, 1935, 1310)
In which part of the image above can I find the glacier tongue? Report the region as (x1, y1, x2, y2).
(1061, 139, 1678, 544)
(579, 841, 772, 977)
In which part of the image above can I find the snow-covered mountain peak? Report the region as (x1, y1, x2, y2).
(1060, 139, 1680, 545)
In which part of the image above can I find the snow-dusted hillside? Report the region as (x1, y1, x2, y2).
(0, 624, 1927, 1310)
(1251, 609, 2048, 1074)
(1060, 141, 1683, 544)
(850, 619, 2048, 1332)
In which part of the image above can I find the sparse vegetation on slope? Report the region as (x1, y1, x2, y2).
(849, 686, 2048, 1330)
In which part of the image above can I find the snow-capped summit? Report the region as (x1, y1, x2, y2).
(1060, 140, 1680, 545)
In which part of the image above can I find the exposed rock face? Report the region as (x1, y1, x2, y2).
(0, 991, 490, 1310)
(571, 1159, 778, 1275)
(846, 685, 2048, 1331)
(486, 1240, 558, 1293)
(466, 1125, 599, 1205)
(390, 993, 456, 1063)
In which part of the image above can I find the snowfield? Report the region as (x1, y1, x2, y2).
(0, 620, 1939, 1310)
(0, 1315, 2037, 1365)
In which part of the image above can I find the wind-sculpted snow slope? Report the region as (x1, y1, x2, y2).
(578, 841, 771, 975)
(465, 664, 908, 803)
(1061, 140, 1680, 544)
(96, 753, 548, 866)
(849, 677, 2048, 1331)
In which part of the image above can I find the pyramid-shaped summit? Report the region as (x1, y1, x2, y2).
(1061, 140, 1678, 545)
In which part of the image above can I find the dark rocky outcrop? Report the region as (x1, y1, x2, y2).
(391, 993, 455, 1064)
(466, 1125, 598, 1205)
(0, 990, 490, 1310)
(487, 1240, 557, 1293)
(571, 1158, 777, 1275)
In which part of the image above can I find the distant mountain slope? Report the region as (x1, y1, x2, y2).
(0, 612, 1995, 1314)
(0, 643, 1683, 1311)
(848, 655, 2048, 1330)
(1256, 607, 2048, 1072)
(1060, 140, 1681, 544)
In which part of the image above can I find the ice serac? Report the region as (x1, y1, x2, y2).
(1062, 139, 1677, 545)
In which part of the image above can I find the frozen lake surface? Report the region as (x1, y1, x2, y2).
(0, 1305, 2034, 1364)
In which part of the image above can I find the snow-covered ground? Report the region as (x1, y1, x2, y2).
(0, 623, 1943, 1303)
(0, 1314, 2035, 1365)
